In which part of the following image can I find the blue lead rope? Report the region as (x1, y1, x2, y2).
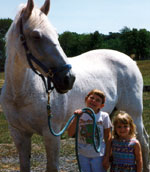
(48, 107, 101, 172)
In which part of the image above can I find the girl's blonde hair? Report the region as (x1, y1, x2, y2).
(85, 89, 106, 104)
(112, 111, 136, 138)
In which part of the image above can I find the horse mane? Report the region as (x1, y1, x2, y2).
(5, 4, 25, 53)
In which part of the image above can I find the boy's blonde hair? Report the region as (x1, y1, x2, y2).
(85, 89, 106, 104)
(112, 111, 136, 138)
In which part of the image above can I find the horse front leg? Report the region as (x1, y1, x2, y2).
(10, 127, 32, 172)
(43, 130, 60, 172)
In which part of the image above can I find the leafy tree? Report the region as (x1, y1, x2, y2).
(120, 27, 150, 60)
(77, 33, 92, 54)
(0, 18, 12, 38)
(59, 31, 79, 56)
(137, 29, 150, 60)
(89, 31, 103, 50)
(0, 18, 12, 71)
(120, 27, 137, 55)
(101, 32, 123, 52)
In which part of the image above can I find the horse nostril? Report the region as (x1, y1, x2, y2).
(64, 75, 69, 85)
(64, 74, 75, 89)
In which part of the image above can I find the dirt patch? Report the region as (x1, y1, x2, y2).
(0, 140, 78, 172)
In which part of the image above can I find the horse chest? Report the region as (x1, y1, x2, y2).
(4, 99, 47, 134)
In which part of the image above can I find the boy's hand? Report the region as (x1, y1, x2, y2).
(74, 109, 83, 115)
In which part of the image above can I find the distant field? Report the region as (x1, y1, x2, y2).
(137, 60, 150, 85)
(0, 72, 4, 88)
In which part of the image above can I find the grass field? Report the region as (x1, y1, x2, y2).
(0, 72, 4, 88)
(137, 60, 150, 85)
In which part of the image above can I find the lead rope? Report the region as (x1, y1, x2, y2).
(47, 94, 101, 172)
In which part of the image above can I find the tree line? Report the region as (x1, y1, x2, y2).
(59, 28, 150, 60)
(0, 18, 150, 71)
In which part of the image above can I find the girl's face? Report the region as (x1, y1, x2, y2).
(115, 122, 131, 139)
(86, 94, 104, 113)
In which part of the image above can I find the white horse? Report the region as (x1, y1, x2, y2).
(0, 0, 149, 172)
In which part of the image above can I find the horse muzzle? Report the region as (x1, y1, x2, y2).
(52, 69, 76, 94)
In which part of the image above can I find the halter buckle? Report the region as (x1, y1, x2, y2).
(47, 69, 54, 78)
(20, 34, 25, 43)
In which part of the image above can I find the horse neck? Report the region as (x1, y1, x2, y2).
(5, 53, 32, 99)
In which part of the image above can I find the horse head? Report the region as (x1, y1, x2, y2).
(17, 0, 75, 93)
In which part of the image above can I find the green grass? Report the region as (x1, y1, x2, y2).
(137, 60, 150, 85)
(0, 72, 4, 88)
(0, 114, 13, 143)
(143, 92, 150, 135)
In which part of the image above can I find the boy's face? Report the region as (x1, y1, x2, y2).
(85, 93, 104, 113)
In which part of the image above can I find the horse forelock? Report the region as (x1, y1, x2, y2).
(32, 8, 58, 38)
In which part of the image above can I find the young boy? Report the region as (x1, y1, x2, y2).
(68, 89, 112, 172)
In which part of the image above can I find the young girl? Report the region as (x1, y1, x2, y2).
(110, 111, 143, 172)
(68, 89, 112, 172)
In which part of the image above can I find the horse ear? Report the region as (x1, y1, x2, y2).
(40, 0, 50, 15)
(23, 0, 34, 20)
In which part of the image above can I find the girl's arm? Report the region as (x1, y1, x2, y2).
(134, 140, 143, 172)
(67, 109, 83, 137)
(102, 128, 112, 170)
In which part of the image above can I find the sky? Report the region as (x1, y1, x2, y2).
(0, 0, 150, 35)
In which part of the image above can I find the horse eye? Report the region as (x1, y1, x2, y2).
(31, 30, 41, 40)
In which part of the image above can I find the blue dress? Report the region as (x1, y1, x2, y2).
(110, 138, 137, 172)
